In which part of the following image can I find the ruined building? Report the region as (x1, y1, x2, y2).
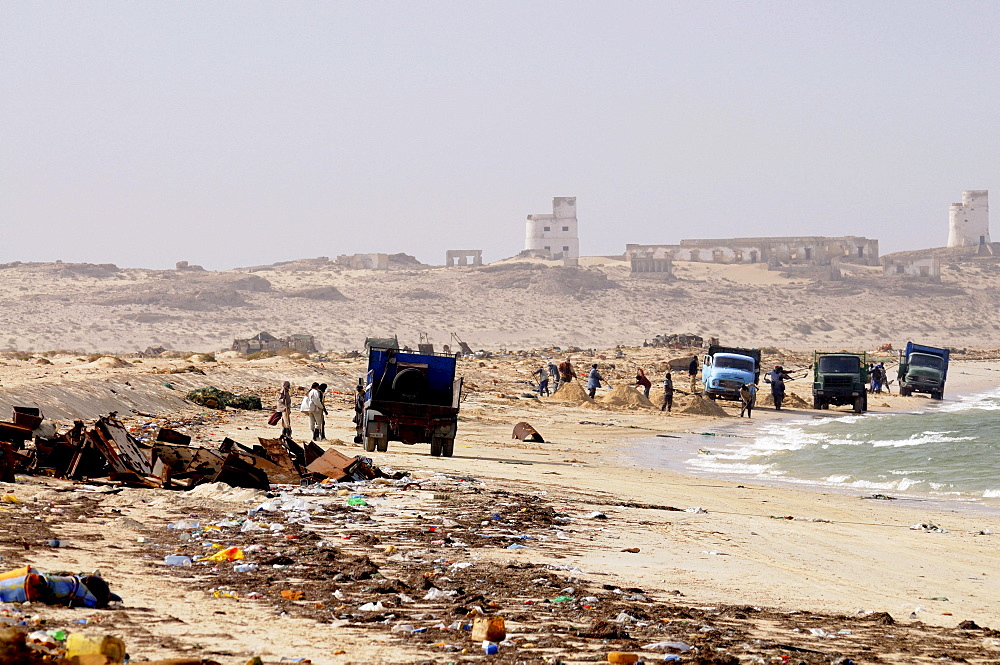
(525, 197, 579, 260)
(947, 190, 990, 249)
(625, 236, 880, 267)
(231, 332, 317, 355)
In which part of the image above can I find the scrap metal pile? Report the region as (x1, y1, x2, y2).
(0, 407, 390, 489)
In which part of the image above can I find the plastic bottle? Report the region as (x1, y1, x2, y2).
(163, 555, 193, 566)
(234, 563, 258, 573)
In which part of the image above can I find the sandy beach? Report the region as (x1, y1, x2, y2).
(1, 345, 999, 663)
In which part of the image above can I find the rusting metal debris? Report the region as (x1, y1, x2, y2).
(0, 405, 397, 491)
(512, 421, 545, 443)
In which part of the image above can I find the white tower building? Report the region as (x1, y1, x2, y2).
(947, 190, 990, 248)
(525, 197, 579, 259)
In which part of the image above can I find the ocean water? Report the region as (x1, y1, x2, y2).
(638, 388, 1000, 500)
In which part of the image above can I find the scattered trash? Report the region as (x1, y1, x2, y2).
(607, 652, 640, 664)
(910, 522, 949, 533)
(642, 641, 693, 652)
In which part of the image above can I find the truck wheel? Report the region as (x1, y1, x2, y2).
(441, 437, 455, 458)
(900, 386, 911, 397)
(364, 437, 377, 452)
(376, 438, 388, 452)
(862, 394, 868, 412)
(430, 437, 442, 457)
(932, 391, 943, 400)
(813, 397, 822, 410)
(853, 396, 864, 414)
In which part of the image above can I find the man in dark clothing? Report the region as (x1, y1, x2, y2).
(532, 365, 550, 396)
(661, 371, 674, 412)
(765, 365, 791, 410)
(739, 383, 757, 418)
(687, 355, 699, 393)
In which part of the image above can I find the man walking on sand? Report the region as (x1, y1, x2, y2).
(687, 355, 699, 394)
(739, 382, 757, 418)
(661, 371, 674, 412)
(547, 361, 560, 392)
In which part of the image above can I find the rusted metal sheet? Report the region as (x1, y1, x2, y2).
(156, 428, 192, 446)
(306, 449, 358, 480)
(213, 453, 270, 490)
(12, 407, 43, 430)
(0, 421, 33, 445)
(95, 416, 152, 475)
(512, 421, 545, 443)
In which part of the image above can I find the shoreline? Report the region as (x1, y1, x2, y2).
(618, 364, 1000, 512)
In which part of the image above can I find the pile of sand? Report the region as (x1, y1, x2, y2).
(92, 356, 131, 369)
(597, 384, 655, 410)
(548, 380, 593, 404)
(757, 391, 811, 408)
(676, 395, 730, 417)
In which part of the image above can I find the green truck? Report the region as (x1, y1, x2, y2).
(812, 351, 869, 413)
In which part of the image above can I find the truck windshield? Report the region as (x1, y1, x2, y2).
(818, 356, 860, 373)
(910, 353, 944, 370)
(715, 357, 755, 372)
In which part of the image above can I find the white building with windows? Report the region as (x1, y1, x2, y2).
(947, 190, 990, 248)
(525, 197, 579, 259)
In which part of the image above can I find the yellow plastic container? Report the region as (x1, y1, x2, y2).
(64, 633, 126, 665)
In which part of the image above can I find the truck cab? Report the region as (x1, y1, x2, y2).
(702, 346, 761, 400)
(898, 343, 949, 399)
(812, 352, 868, 413)
(356, 347, 463, 457)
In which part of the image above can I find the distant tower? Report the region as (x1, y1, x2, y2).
(947, 190, 990, 248)
(525, 197, 579, 259)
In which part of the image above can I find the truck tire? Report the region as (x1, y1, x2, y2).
(430, 437, 442, 457)
(932, 391, 943, 400)
(441, 437, 455, 458)
(813, 396, 822, 410)
(392, 368, 429, 402)
(364, 437, 378, 452)
(376, 438, 389, 452)
(900, 386, 912, 397)
(862, 393, 868, 412)
(853, 396, 864, 414)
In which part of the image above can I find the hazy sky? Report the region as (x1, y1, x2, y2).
(4, 1, 999, 269)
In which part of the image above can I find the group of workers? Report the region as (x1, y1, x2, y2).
(530, 355, 797, 420)
(868, 362, 889, 393)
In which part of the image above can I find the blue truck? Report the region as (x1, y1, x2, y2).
(897, 342, 949, 400)
(701, 345, 762, 400)
(355, 346, 463, 457)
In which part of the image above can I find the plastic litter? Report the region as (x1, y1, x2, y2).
(482, 640, 499, 655)
(643, 641, 693, 652)
(359, 601, 386, 612)
(234, 563, 258, 573)
(163, 555, 193, 566)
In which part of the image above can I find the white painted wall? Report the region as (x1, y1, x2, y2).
(947, 190, 990, 248)
(525, 197, 579, 258)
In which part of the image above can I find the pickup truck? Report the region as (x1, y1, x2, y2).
(812, 352, 868, 413)
(897, 342, 949, 400)
(355, 347, 463, 457)
(701, 345, 761, 400)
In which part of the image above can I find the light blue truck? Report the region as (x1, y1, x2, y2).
(701, 345, 762, 400)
